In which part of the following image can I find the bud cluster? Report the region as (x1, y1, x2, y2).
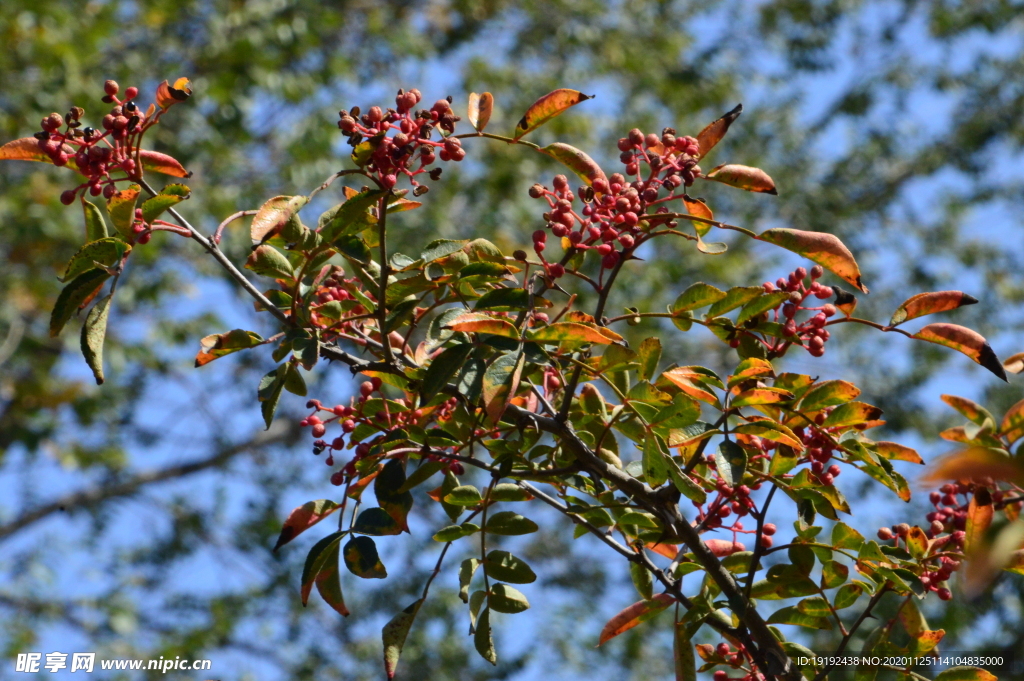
(527, 128, 702, 274)
(337, 89, 465, 192)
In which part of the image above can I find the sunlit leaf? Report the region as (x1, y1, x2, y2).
(482, 352, 524, 424)
(195, 329, 265, 367)
(62, 237, 130, 282)
(673, 622, 697, 681)
(488, 583, 530, 614)
(821, 402, 883, 429)
(923, 447, 1024, 485)
(964, 487, 994, 555)
(141, 183, 191, 223)
(1001, 398, 1024, 445)
(765, 605, 832, 630)
(106, 184, 141, 238)
(874, 441, 923, 464)
(941, 394, 995, 427)
(731, 387, 793, 407)
(597, 594, 674, 645)
(732, 422, 802, 449)
(705, 163, 777, 194)
(528, 321, 622, 345)
(1004, 352, 1024, 375)
(800, 380, 861, 411)
(0, 136, 73, 164)
(513, 88, 593, 140)
(446, 312, 520, 339)
(695, 104, 742, 161)
(139, 149, 190, 177)
(538, 143, 607, 186)
(913, 324, 1007, 381)
(484, 511, 538, 536)
(672, 282, 726, 314)
(889, 290, 978, 326)
(681, 195, 714, 237)
(250, 195, 309, 244)
(756, 228, 866, 292)
(82, 199, 108, 241)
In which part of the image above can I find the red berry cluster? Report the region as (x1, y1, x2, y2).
(38, 81, 153, 206)
(527, 128, 702, 275)
(705, 642, 762, 681)
(337, 89, 464, 192)
(310, 267, 376, 333)
(691, 466, 779, 548)
(758, 265, 836, 356)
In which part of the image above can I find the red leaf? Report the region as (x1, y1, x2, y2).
(598, 593, 674, 645)
(0, 137, 74, 164)
(274, 499, 341, 551)
(139, 149, 190, 177)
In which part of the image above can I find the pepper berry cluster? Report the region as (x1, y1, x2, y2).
(37, 81, 152, 205)
(337, 89, 465, 193)
(527, 127, 702, 275)
(759, 265, 836, 357)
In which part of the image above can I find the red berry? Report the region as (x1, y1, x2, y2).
(548, 263, 565, 278)
(60, 189, 77, 205)
(124, 86, 138, 99)
(937, 588, 952, 601)
(762, 523, 777, 536)
(359, 381, 374, 397)
(104, 80, 119, 96)
(370, 377, 383, 390)
(716, 643, 730, 657)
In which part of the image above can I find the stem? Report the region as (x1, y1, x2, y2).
(137, 179, 291, 327)
(810, 586, 890, 681)
(213, 210, 257, 245)
(376, 192, 395, 365)
(744, 485, 777, 600)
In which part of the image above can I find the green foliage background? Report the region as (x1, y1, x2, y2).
(0, 1, 1022, 678)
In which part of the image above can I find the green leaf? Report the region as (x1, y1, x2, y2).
(484, 551, 536, 584)
(82, 199, 108, 241)
(80, 294, 112, 385)
(513, 88, 592, 140)
(313, 542, 350, 617)
(257, 364, 286, 429)
(630, 561, 654, 600)
(637, 337, 662, 381)
(319, 189, 383, 242)
(474, 607, 497, 665)
(672, 282, 727, 313)
(245, 244, 294, 279)
(50, 269, 110, 337)
(484, 511, 538, 536)
(490, 483, 531, 502)
(459, 558, 479, 603)
(300, 531, 345, 604)
(474, 288, 544, 311)
(421, 238, 469, 263)
(707, 286, 763, 318)
(482, 351, 524, 424)
(715, 441, 746, 487)
(833, 583, 863, 609)
(343, 536, 387, 579)
(673, 623, 697, 681)
(383, 599, 423, 679)
(800, 380, 861, 411)
(106, 184, 141, 239)
(642, 431, 668, 487)
(538, 142, 607, 186)
(432, 523, 480, 542)
(282, 361, 306, 396)
(736, 291, 790, 325)
(765, 605, 833, 630)
(444, 485, 483, 506)
(420, 343, 474, 403)
(822, 401, 883, 428)
(756, 227, 867, 293)
(488, 583, 530, 614)
(529, 321, 622, 345)
(666, 460, 707, 504)
(353, 507, 402, 536)
(141, 183, 190, 223)
(375, 459, 414, 532)
(821, 560, 849, 589)
(195, 329, 265, 367)
(796, 596, 832, 617)
(831, 522, 865, 550)
(274, 499, 341, 551)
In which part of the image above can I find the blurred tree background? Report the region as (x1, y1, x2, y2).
(0, 1, 1022, 679)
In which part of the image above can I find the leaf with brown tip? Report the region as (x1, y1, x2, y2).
(889, 291, 978, 326)
(913, 323, 1007, 381)
(598, 594, 674, 645)
(695, 104, 742, 161)
(705, 164, 777, 195)
(756, 228, 867, 292)
(538, 143, 607, 186)
(513, 88, 592, 140)
(274, 499, 341, 551)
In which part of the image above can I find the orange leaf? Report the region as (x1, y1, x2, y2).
(468, 92, 493, 132)
(446, 312, 520, 339)
(274, 499, 341, 552)
(0, 137, 75, 165)
(889, 290, 978, 326)
(874, 442, 923, 464)
(139, 149, 191, 177)
(513, 88, 592, 140)
(923, 447, 1024, 486)
(195, 329, 265, 367)
(646, 542, 679, 560)
(706, 538, 745, 556)
(155, 77, 193, 109)
(661, 371, 720, 407)
(912, 323, 1007, 381)
(964, 487, 993, 555)
(695, 104, 742, 161)
(529, 321, 622, 345)
(538, 143, 607, 186)
(681, 195, 713, 237)
(756, 228, 867, 293)
(598, 593, 675, 646)
(705, 164, 777, 195)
